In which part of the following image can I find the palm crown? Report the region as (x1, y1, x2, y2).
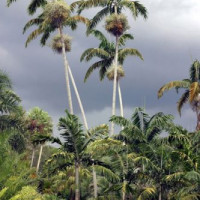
(158, 60, 200, 115)
(81, 29, 143, 82)
(71, 0, 147, 31)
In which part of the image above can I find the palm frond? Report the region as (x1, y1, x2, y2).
(87, 6, 110, 31)
(177, 90, 189, 115)
(84, 59, 111, 82)
(25, 28, 43, 47)
(110, 115, 132, 127)
(94, 165, 120, 182)
(81, 48, 109, 62)
(137, 187, 156, 200)
(23, 16, 43, 34)
(28, 0, 47, 15)
(118, 33, 134, 46)
(120, 0, 148, 19)
(158, 80, 190, 98)
(118, 48, 143, 64)
(189, 82, 200, 102)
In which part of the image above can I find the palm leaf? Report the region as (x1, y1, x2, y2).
(84, 59, 111, 82)
(81, 48, 109, 62)
(158, 80, 190, 98)
(118, 48, 143, 64)
(94, 165, 120, 182)
(120, 0, 148, 19)
(137, 187, 156, 200)
(25, 28, 43, 47)
(177, 90, 189, 115)
(87, 6, 110, 31)
(118, 33, 134, 46)
(28, 0, 47, 15)
(189, 82, 199, 102)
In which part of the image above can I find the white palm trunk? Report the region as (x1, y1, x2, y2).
(36, 144, 44, 174)
(68, 67, 88, 130)
(118, 81, 124, 117)
(110, 35, 119, 135)
(30, 148, 35, 168)
(59, 27, 73, 114)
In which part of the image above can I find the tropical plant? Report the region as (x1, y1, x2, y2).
(72, 0, 147, 135)
(158, 60, 200, 131)
(27, 107, 53, 174)
(81, 29, 143, 118)
(33, 110, 109, 200)
(23, 0, 89, 130)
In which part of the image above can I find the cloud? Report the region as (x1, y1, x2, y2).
(0, 0, 199, 132)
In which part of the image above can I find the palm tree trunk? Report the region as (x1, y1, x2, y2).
(36, 144, 43, 174)
(59, 27, 73, 114)
(30, 148, 35, 168)
(92, 163, 98, 198)
(196, 109, 200, 131)
(110, 35, 119, 135)
(118, 81, 124, 117)
(68, 67, 88, 130)
(159, 185, 162, 200)
(75, 161, 80, 200)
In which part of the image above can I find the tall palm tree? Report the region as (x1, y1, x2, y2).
(23, 0, 89, 130)
(81, 29, 143, 118)
(72, 0, 147, 135)
(158, 60, 200, 131)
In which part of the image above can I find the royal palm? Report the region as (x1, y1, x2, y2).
(81, 29, 143, 124)
(23, 0, 89, 130)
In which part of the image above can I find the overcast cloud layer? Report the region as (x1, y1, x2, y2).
(0, 0, 200, 132)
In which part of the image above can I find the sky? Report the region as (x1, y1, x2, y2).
(0, 0, 200, 133)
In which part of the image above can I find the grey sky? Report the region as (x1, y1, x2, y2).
(0, 0, 200, 132)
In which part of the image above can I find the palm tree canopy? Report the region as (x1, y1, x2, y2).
(71, 0, 147, 30)
(81, 30, 143, 82)
(24, 0, 89, 47)
(158, 60, 200, 115)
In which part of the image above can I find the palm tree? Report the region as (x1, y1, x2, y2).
(110, 107, 174, 199)
(23, 0, 89, 130)
(34, 110, 110, 200)
(72, 0, 147, 135)
(71, 0, 147, 31)
(27, 107, 53, 174)
(158, 60, 200, 131)
(81, 29, 143, 118)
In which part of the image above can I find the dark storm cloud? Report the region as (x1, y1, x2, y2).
(0, 0, 200, 130)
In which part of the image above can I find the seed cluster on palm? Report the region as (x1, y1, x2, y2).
(51, 34, 72, 54)
(105, 14, 129, 37)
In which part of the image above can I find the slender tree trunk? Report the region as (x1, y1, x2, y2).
(158, 185, 162, 200)
(30, 148, 35, 168)
(59, 27, 73, 114)
(75, 161, 80, 200)
(110, 35, 119, 135)
(118, 81, 124, 117)
(36, 144, 44, 174)
(92, 163, 98, 198)
(68, 67, 88, 130)
(122, 179, 126, 200)
(196, 109, 200, 131)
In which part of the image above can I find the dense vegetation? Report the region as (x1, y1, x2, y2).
(1, 0, 200, 199)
